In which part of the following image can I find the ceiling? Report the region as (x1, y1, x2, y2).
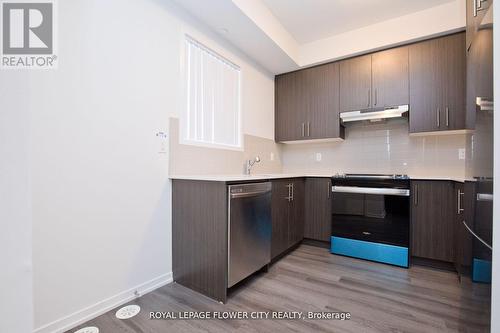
(173, 0, 464, 73)
(262, 0, 455, 43)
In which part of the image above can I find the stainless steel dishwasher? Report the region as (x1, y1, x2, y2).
(228, 182, 272, 288)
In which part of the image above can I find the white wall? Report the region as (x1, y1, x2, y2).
(2, 1, 275, 332)
(491, 1, 500, 331)
(30, 0, 174, 331)
(0, 75, 34, 332)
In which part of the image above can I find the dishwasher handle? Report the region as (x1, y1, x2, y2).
(229, 182, 272, 199)
(230, 189, 271, 199)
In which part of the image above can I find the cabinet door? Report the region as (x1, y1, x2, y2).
(466, 0, 474, 50)
(304, 178, 332, 242)
(305, 63, 343, 140)
(466, 0, 493, 50)
(271, 180, 291, 258)
(466, 28, 493, 129)
(371, 46, 409, 108)
(411, 181, 455, 262)
(340, 54, 372, 112)
(275, 71, 307, 142)
(441, 33, 466, 130)
(288, 179, 305, 246)
(409, 38, 442, 133)
(453, 182, 466, 274)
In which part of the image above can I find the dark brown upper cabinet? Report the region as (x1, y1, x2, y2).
(275, 63, 343, 142)
(304, 178, 332, 242)
(371, 47, 409, 108)
(340, 48, 408, 112)
(305, 63, 343, 140)
(339, 54, 372, 111)
(411, 181, 455, 262)
(276, 32, 467, 140)
(466, 27, 493, 129)
(275, 71, 307, 142)
(409, 33, 466, 134)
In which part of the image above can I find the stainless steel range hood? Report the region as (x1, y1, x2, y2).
(340, 105, 409, 123)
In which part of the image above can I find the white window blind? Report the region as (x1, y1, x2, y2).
(184, 36, 241, 149)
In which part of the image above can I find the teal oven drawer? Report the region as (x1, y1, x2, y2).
(331, 236, 409, 268)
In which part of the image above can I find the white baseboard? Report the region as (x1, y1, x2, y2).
(34, 272, 173, 333)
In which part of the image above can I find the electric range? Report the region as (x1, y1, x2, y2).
(330, 174, 410, 267)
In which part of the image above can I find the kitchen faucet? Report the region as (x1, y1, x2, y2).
(245, 156, 261, 175)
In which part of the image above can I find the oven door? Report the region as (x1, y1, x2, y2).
(331, 185, 410, 247)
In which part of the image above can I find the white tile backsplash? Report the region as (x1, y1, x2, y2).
(281, 118, 467, 178)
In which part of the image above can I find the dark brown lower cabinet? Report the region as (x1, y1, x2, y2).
(454, 182, 473, 277)
(411, 180, 455, 262)
(172, 180, 228, 303)
(271, 178, 304, 258)
(304, 178, 332, 241)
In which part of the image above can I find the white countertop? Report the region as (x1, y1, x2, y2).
(169, 174, 311, 182)
(169, 174, 474, 182)
(408, 176, 474, 183)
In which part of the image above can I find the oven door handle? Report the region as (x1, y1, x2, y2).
(332, 186, 410, 196)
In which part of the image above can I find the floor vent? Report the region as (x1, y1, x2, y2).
(115, 304, 141, 319)
(74, 327, 99, 333)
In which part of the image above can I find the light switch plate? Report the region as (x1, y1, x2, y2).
(315, 153, 322, 162)
(156, 131, 168, 154)
(270, 152, 275, 161)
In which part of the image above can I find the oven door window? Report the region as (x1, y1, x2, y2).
(332, 192, 409, 247)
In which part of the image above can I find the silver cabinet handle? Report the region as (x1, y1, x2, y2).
(374, 88, 378, 106)
(332, 186, 410, 196)
(476, 97, 494, 111)
(291, 183, 294, 201)
(301, 123, 305, 137)
(477, 193, 493, 201)
(463, 220, 492, 250)
(414, 184, 418, 206)
(307, 122, 310, 137)
(327, 181, 331, 199)
(367, 89, 371, 107)
(285, 184, 292, 202)
(437, 107, 440, 127)
(477, 0, 488, 14)
(457, 190, 464, 214)
(446, 107, 449, 127)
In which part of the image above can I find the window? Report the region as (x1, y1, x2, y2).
(183, 36, 242, 149)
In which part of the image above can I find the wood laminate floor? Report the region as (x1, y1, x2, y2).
(69, 245, 491, 333)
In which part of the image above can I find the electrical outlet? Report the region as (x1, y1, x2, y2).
(315, 153, 322, 162)
(458, 148, 465, 160)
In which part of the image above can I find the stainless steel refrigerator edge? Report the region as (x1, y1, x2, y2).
(464, 4, 494, 283)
